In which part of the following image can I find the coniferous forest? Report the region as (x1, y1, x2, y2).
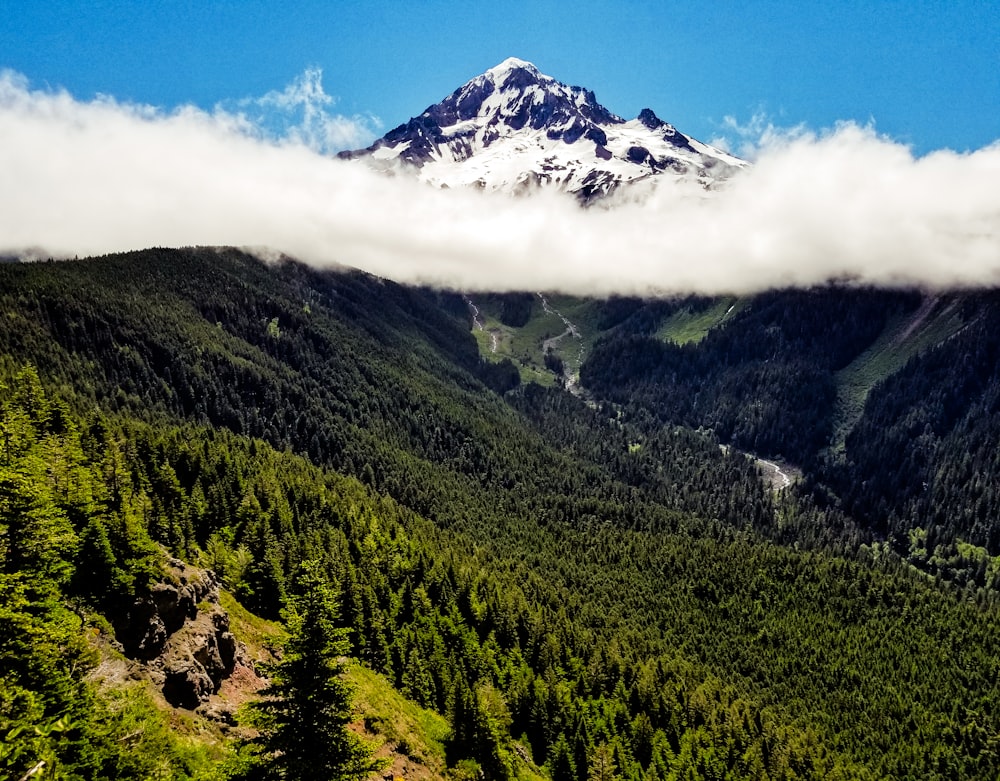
(3, 248, 1000, 780)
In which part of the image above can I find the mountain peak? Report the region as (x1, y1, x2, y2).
(487, 57, 540, 79)
(342, 60, 747, 199)
(637, 108, 665, 129)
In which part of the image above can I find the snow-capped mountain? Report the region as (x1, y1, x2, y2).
(340, 57, 747, 199)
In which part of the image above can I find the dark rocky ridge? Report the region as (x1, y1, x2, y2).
(342, 60, 680, 166)
(114, 558, 244, 710)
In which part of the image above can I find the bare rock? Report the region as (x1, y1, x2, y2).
(163, 664, 214, 709)
(116, 597, 168, 660)
(115, 557, 245, 709)
(196, 699, 238, 727)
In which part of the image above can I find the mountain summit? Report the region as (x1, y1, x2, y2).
(341, 58, 747, 199)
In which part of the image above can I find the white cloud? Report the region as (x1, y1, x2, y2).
(712, 110, 811, 160)
(2, 70, 1000, 296)
(217, 67, 381, 153)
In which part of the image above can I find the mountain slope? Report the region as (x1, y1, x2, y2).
(0, 248, 773, 545)
(341, 57, 746, 199)
(4, 252, 1000, 779)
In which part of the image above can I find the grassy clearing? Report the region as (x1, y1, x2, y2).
(467, 295, 584, 386)
(348, 661, 450, 779)
(830, 297, 966, 452)
(656, 297, 743, 345)
(470, 314, 556, 386)
(545, 296, 609, 365)
(510, 307, 567, 356)
(219, 588, 286, 659)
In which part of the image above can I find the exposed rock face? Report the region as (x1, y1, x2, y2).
(114, 558, 242, 709)
(160, 606, 238, 708)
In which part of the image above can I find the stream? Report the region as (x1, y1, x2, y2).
(538, 293, 584, 391)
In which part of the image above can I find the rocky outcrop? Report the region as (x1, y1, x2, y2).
(160, 605, 238, 709)
(114, 557, 243, 710)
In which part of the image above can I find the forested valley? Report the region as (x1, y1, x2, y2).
(3, 248, 1000, 781)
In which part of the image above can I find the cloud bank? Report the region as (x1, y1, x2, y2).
(2, 70, 999, 296)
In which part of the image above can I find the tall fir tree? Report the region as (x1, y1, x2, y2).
(239, 560, 380, 781)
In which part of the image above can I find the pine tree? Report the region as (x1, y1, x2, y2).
(588, 743, 619, 781)
(240, 560, 380, 781)
(548, 733, 576, 781)
(571, 719, 591, 781)
(73, 515, 126, 608)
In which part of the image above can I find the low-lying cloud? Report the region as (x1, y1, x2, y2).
(2, 69, 999, 296)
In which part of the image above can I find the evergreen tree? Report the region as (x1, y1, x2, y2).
(571, 719, 591, 781)
(448, 676, 513, 780)
(548, 733, 576, 781)
(73, 515, 126, 609)
(588, 743, 619, 781)
(240, 560, 380, 781)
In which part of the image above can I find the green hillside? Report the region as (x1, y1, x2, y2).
(3, 251, 1000, 781)
(655, 297, 744, 345)
(830, 295, 967, 452)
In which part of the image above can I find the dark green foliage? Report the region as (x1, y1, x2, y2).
(2, 251, 1000, 780)
(3, 363, 1000, 779)
(582, 288, 918, 465)
(590, 296, 647, 332)
(473, 292, 538, 328)
(479, 357, 522, 394)
(547, 733, 576, 781)
(581, 286, 1000, 567)
(497, 293, 536, 328)
(0, 370, 210, 781)
(543, 349, 565, 376)
(238, 561, 380, 781)
(118, 416, 996, 779)
(74, 516, 128, 605)
(448, 677, 514, 780)
(821, 293, 1000, 553)
(508, 384, 775, 532)
(0, 249, 771, 551)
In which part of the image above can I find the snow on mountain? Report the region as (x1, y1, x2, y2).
(340, 57, 747, 199)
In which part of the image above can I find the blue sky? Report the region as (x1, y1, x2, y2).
(3, 0, 998, 155)
(3, 2, 1000, 293)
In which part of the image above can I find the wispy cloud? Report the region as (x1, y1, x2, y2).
(2, 70, 1000, 296)
(217, 67, 381, 153)
(709, 110, 812, 160)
